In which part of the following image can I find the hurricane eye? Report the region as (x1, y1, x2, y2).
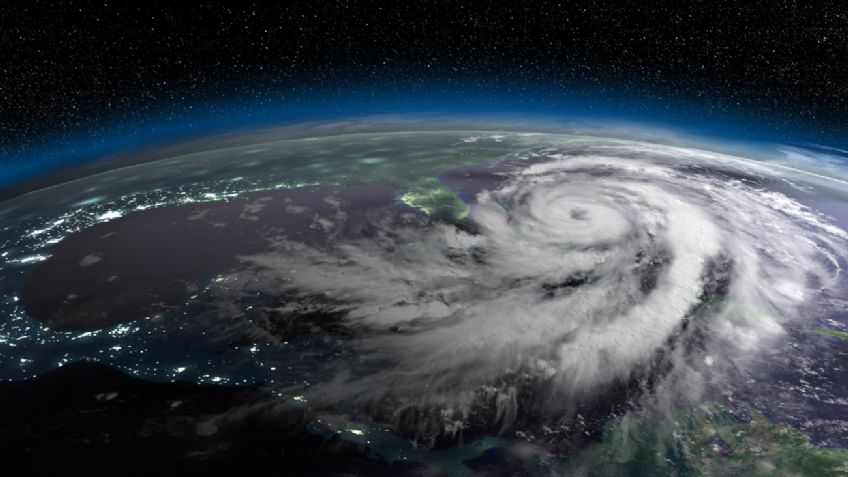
(570, 207, 589, 220)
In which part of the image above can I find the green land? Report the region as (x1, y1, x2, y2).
(815, 327, 848, 341)
(563, 405, 848, 476)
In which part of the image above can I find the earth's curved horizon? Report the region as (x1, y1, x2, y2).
(2, 117, 848, 476)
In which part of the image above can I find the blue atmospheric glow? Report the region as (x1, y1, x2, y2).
(2, 82, 845, 190)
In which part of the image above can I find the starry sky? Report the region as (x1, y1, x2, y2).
(2, 1, 848, 167)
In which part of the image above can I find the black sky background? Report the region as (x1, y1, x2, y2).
(2, 1, 848, 149)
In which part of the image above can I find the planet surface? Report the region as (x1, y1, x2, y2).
(1, 118, 848, 476)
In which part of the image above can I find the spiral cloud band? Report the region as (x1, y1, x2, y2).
(216, 137, 848, 440)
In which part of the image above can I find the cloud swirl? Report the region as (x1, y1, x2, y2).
(228, 138, 847, 443)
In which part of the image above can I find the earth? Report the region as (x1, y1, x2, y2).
(1, 118, 847, 476)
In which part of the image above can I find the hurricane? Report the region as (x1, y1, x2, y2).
(3, 123, 848, 472)
(194, 136, 848, 447)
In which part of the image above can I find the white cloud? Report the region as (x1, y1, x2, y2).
(216, 139, 848, 438)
